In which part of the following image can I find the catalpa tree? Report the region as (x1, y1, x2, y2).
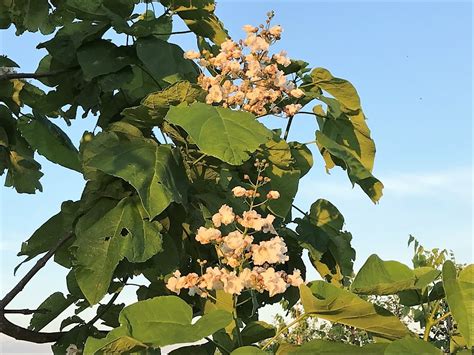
(0, 1, 472, 354)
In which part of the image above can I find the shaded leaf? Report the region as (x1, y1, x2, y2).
(231, 346, 266, 354)
(82, 128, 188, 218)
(276, 339, 387, 354)
(29, 292, 74, 331)
(241, 321, 276, 345)
(17, 114, 81, 172)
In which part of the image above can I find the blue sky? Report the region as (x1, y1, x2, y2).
(0, 1, 472, 352)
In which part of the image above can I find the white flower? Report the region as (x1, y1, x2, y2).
(223, 231, 247, 250)
(251, 236, 289, 265)
(269, 25, 283, 37)
(283, 103, 302, 116)
(195, 227, 221, 244)
(244, 35, 270, 53)
(232, 186, 247, 197)
(287, 269, 304, 287)
(261, 267, 288, 296)
(206, 84, 223, 104)
(243, 25, 258, 33)
(200, 267, 225, 290)
(222, 271, 244, 295)
(66, 344, 80, 355)
(183, 50, 201, 60)
(290, 88, 305, 98)
(266, 190, 280, 200)
(220, 39, 237, 52)
(212, 204, 235, 227)
(166, 270, 186, 294)
(273, 51, 291, 67)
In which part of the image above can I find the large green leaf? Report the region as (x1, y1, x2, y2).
(384, 336, 442, 354)
(117, 12, 173, 40)
(231, 346, 266, 355)
(82, 128, 188, 218)
(442, 261, 474, 347)
(160, 0, 228, 45)
(29, 292, 74, 331)
(85, 296, 233, 352)
(316, 130, 383, 203)
(17, 114, 81, 172)
(294, 199, 355, 286)
(300, 282, 409, 340)
(352, 254, 422, 295)
(310, 68, 361, 112)
(77, 39, 134, 81)
(136, 37, 199, 84)
(72, 196, 163, 304)
(276, 339, 387, 354)
(165, 103, 273, 165)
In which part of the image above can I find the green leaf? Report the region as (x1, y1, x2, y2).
(300, 282, 409, 340)
(82, 129, 188, 218)
(294, 199, 355, 286)
(289, 141, 313, 178)
(136, 37, 199, 84)
(165, 103, 273, 165)
(316, 130, 383, 203)
(72, 196, 163, 304)
(29, 292, 74, 331)
(170, 342, 216, 355)
(0, 55, 19, 68)
(17, 114, 81, 172)
(77, 39, 134, 81)
(442, 261, 474, 347)
(241, 321, 276, 345)
(16, 200, 80, 270)
(119, 12, 173, 40)
(276, 339, 387, 354)
(352, 254, 416, 295)
(86, 296, 233, 350)
(121, 80, 206, 129)
(384, 336, 442, 354)
(231, 346, 267, 354)
(38, 21, 109, 66)
(160, 0, 229, 45)
(310, 68, 361, 112)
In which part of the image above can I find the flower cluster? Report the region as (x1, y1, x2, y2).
(183, 12, 304, 117)
(166, 161, 304, 298)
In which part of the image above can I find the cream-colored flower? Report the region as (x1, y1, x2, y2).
(166, 270, 186, 294)
(266, 190, 280, 200)
(223, 231, 247, 250)
(195, 227, 222, 244)
(222, 271, 244, 295)
(206, 85, 223, 104)
(200, 267, 225, 290)
(212, 204, 235, 227)
(269, 25, 283, 37)
(290, 88, 305, 98)
(283, 103, 302, 116)
(232, 186, 247, 197)
(251, 236, 289, 265)
(238, 210, 262, 230)
(287, 269, 304, 287)
(261, 267, 288, 296)
(183, 50, 201, 60)
(243, 24, 258, 33)
(220, 39, 237, 52)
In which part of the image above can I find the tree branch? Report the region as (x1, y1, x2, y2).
(0, 233, 74, 343)
(86, 291, 121, 327)
(0, 232, 74, 310)
(0, 67, 78, 81)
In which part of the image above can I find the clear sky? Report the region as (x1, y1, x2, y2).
(0, 1, 472, 353)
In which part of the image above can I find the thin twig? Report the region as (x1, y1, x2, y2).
(1, 309, 48, 315)
(86, 291, 121, 327)
(292, 204, 308, 217)
(283, 115, 294, 140)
